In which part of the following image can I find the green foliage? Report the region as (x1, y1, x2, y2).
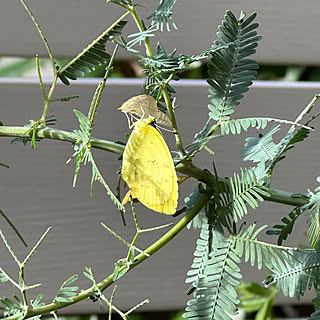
(304, 177, 320, 248)
(310, 309, 320, 320)
(237, 282, 278, 320)
(126, 26, 158, 49)
(264, 247, 320, 300)
(220, 117, 269, 135)
(266, 126, 311, 175)
(186, 186, 211, 230)
(240, 125, 281, 163)
(138, 41, 228, 82)
(232, 222, 290, 271)
(185, 11, 261, 157)
(207, 11, 260, 123)
(54, 274, 79, 303)
(226, 168, 270, 222)
(184, 223, 241, 320)
(267, 207, 305, 245)
(58, 20, 127, 84)
(183, 220, 292, 320)
(0, 296, 25, 318)
(310, 294, 320, 320)
(0, 58, 35, 77)
(148, 0, 178, 31)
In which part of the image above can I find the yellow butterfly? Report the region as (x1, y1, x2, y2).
(121, 116, 178, 215)
(118, 95, 173, 128)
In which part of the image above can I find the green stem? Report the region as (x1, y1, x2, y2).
(20, 266, 29, 310)
(6, 192, 209, 320)
(88, 44, 119, 131)
(130, 8, 153, 58)
(162, 87, 183, 153)
(0, 126, 124, 154)
(41, 73, 58, 123)
(0, 209, 27, 247)
(20, 0, 56, 72)
(0, 125, 311, 208)
(36, 55, 47, 101)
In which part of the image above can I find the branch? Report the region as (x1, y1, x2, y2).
(0, 126, 123, 155)
(0, 126, 310, 208)
(5, 192, 210, 320)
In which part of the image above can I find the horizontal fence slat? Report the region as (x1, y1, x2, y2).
(1, 0, 320, 64)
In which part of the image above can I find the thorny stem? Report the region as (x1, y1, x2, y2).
(20, 0, 56, 72)
(0, 125, 311, 208)
(41, 73, 58, 123)
(5, 192, 210, 320)
(20, 266, 29, 310)
(162, 86, 184, 154)
(114, 1, 183, 154)
(87, 44, 119, 129)
(36, 55, 47, 102)
(129, 6, 153, 58)
(108, 285, 117, 320)
(0, 209, 27, 247)
(0, 267, 19, 289)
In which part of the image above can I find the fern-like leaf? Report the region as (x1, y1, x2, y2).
(53, 274, 79, 303)
(185, 11, 261, 156)
(0, 296, 24, 318)
(310, 309, 320, 320)
(233, 222, 291, 271)
(240, 125, 282, 163)
(265, 126, 311, 176)
(266, 207, 305, 245)
(186, 186, 207, 230)
(107, 0, 131, 6)
(126, 25, 158, 48)
(58, 20, 127, 84)
(305, 177, 320, 248)
(140, 42, 228, 80)
(264, 247, 320, 300)
(184, 223, 241, 320)
(148, 0, 178, 31)
(220, 117, 309, 136)
(207, 11, 261, 124)
(140, 42, 179, 78)
(227, 168, 270, 222)
(220, 117, 269, 135)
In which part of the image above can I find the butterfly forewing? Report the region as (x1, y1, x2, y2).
(122, 117, 178, 214)
(119, 95, 173, 128)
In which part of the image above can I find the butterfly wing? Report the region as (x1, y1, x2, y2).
(122, 117, 178, 215)
(119, 95, 173, 128)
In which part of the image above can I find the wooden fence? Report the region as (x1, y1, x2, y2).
(1, 0, 320, 314)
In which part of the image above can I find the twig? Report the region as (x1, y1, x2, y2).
(20, 0, 56, 72)
(0, 209, 27, 247)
